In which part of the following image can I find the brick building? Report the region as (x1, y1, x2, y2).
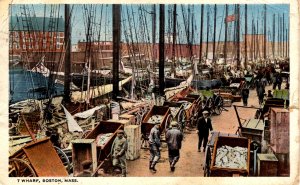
(9, 16, 65, 67)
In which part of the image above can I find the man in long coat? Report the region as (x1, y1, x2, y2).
(196, 111, 213, 152)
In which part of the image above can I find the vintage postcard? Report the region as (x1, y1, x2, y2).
(0, 0, 299, 185)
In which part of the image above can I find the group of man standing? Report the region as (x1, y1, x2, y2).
(111, 109, 213, 176)
(148, 109, 213, 173)
(148, 120, 183, 172)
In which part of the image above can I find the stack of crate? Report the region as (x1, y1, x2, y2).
(125, 125, 141, 160)
(270, 108, 289, 176)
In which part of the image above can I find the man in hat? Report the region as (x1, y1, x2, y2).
(111, 130, 128, 177)
(196, 110, 213, 152)
(166, 121, 183, 172)
(148, 122, 161, 172)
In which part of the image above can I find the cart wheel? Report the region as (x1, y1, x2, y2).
(9, 158, 37, 177)
(54, 146, 71, 174)
(214, 96, 223, 115)
(206, 97, 214, 110)
(165, 114, 173, 131)
(177, 109, 187, 132)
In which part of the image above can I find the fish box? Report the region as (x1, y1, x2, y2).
(85, 121, 123, 162)
(72, 139, 97, 177)
(270, 108, 289, 154)
(142, 105, 171, 136)
(257, 153, 278, 176)
(210, 136, 251, 177)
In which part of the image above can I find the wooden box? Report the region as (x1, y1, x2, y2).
(270, 108, 289, 153)
(257, 153, 278, 176)
(274, 153, 290, 176)
(107, 119, 131, 127)
(72, 139, 97, 177)
(119, 114, 136, 125)
(125, 125, 141, 160)
(210, 136, 251, 177)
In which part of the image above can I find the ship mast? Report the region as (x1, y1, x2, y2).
(112, 4, 121, 101)
(159, 4, 165, 96)
(64, 4, 71, 103)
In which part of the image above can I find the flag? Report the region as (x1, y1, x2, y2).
(225, 14, 236, 22)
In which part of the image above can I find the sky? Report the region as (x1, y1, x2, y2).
(9, 4, 290, 45)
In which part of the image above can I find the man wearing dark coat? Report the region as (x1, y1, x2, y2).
(196, 110, 213, 152)
(166, 121, 183, 172)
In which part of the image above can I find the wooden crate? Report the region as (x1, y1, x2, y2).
(125, 125, 141, 160)
(210, 136, 250, 177)
(72, 139, 97, 177)
(274, 153, 290, 176)
(270, 108, 289, 153)
(106, 119, 131, 127)
(119, 114, 136, 125)
(257, 153, 278, 176)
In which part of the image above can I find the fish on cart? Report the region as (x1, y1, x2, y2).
(96, 133, 113, 147)
(169, 107, 180, 117)
(147, 115, 164, 124)
(214, 145, 248, 169)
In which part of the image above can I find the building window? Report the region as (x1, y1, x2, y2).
(9, 43, 12, 49)
(23, 44, 26, 49)
(29, 44, 32, 49)
(56, 43, 60, 49)
(35, 44, 38, 49)
(43, 43, 46, 49)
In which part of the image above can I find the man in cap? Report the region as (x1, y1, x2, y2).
(166, 121, 183, 172)
(148, 122, 161, 172)
(111, 129, 128, 177)
(196, 110, 213, 152)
